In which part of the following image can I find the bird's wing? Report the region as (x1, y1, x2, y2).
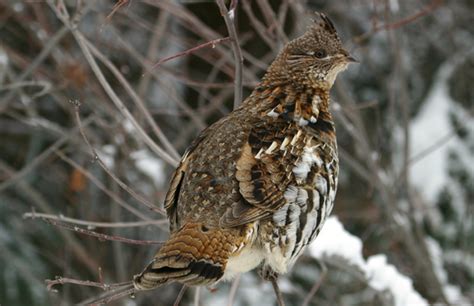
(164, 127, 213, 232)
(163, 158, 187, 232)
(221, 120, 307, 227)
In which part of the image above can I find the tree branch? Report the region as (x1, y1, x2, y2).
(216, 0, 244, 109)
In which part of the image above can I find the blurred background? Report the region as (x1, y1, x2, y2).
(0, 0, 472, 305)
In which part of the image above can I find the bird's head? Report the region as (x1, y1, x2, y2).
(264, 13, 356, 89)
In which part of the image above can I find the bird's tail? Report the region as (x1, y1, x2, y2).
(133, 222, 241, 290)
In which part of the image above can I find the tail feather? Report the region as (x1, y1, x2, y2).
(134, 257, 224, 290)
(133, 222, 239, 290)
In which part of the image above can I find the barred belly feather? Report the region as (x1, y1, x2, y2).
(261, 140, 338, 274)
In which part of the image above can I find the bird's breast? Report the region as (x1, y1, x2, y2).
(260, 138, 338, 273)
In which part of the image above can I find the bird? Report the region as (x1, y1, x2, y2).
(88, 12, 356, 305)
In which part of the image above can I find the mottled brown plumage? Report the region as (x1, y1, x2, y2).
(134, 12, 355, 292)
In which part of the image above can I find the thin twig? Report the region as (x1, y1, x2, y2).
(0, 116, 94, 192)
(23, 212, 167, 228)
(270, 277, 286, 306)
(47, 0, 179, 166)
(409, 131, 456, 165)
(72, 102, 165, 215)
(277, 0, 290, 36)
(106, 0, 129, 20)
(0, 26, 69, 112)
(42, 218, 163, 245)
(79, 286, 136, 305)
(379, 0, 443, 31)
(216, 0, 244, 109)
(173, 285, 188, 306)
(143, 0, 259, 84)
(353, 0, 444, 44)
(227, 274, 241, 306)
(258, 0, 288, 44)
(82, 39, 181, 161)
(0, 80, 52, 98)
(46, 276, 131, 292)
(54, 150, 157, 223)
(110, 28, 208, 130)
(137, 9, 170, 98)
(301, 260, 328, 306)
(0, 160, 99, 274)
(151, 37, 231, 70)
(72, 26, 179, 166)
(241, 0, 277, 49)
(194, 286, 201, 306)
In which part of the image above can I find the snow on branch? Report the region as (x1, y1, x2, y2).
(310, 217, 428, 306)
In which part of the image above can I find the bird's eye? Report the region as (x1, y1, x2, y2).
(314, 49, 327, 58)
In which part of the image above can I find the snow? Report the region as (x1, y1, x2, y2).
(13, 2, 24, 12)
(425, 238, 469, 305)
(409, 63, 455, 203)
(131, 149, 165, 186)
(0, 50, 8, 66)
(409, 58, 474, 217)
(122, 119, 134, 133)
(204, 274, 275, 306)
(0, 48, 7, 84)
(408, 58, 474, 206)
(310, 216, 365, 268)
(389, 0, 399, 12)
(310, 217, 428, 306)
(365, 255, 427, 306)
(228, 8, 235, 20)
(97, 146, 165, 187)
(98, 145, 116, 168)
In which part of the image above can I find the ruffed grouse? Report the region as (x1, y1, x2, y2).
(135, 12, 355, 299)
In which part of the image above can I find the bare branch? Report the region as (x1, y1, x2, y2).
(73, 101, 165, 215)
(106, 0, 129, 21)
(78, 284, 136, 306)
(173, 285, 188, 306)
(257, 0, 288, 43)
(82, 39, 181, 161)
(46, 276, 131, 292)
(194, 286, 201, 306)
(242, 0, 277, 49)
(301, 261, 327, 306)
(42, 218, 163, 245)
(0, 26, 69, 113)
(270, 277, 286, 306)
(23, 212, 167, 228)
(354, 0, 444, 44)
(409, 131, 456, 165)
(47, 0, 179, 166)
(216, 0, 244, 109)
(55, 150, 158, 222)
(152, 37, 231, 70)
(0, 116, 94, 192)
(227, 274, 241, 306)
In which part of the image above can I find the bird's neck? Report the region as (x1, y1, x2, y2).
(247, 82, 333, 125)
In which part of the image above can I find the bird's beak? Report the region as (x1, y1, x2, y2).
(340, 49, 358, 63)
(345, 55, 358, 63)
